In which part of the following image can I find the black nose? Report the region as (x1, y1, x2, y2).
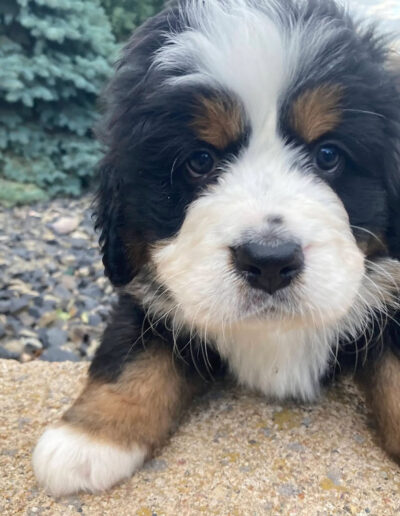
(232, 241, 304, 294)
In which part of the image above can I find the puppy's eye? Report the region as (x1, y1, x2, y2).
(314, 143, 344, 177)
(185, 150, 216, 178)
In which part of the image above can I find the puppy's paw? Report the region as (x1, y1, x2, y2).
(32, 425, 147, 496)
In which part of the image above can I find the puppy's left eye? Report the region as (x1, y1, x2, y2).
(185, 150, 216, 178)
(314, 143, 344, 177)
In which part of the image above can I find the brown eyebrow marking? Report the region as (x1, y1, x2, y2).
(290, 84, 344, 143)
(191, 95, 245, 149)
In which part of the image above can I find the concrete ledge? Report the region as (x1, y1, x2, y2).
(1, 359, 399, 515)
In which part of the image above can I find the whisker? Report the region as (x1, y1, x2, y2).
(342, 108, 386, 119)
(350, 225, 386, 248)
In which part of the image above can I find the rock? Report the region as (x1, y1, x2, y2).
(84, 338, 100, 358)
(0, 322, 5, 339)
(88, 313, 102, 327)
(8, 280, 39, 297)
(5, 316, 21, 336)
(18, 311, 35, 328)
(78, 266, 90, 277)
(52, 284, 71, 300)
(22, 337, 43, 359)
(96, 306, 111, 320)
(45, 328, 68, 348)
(3, 339, 24, 355)
(51, 216, 80, 235)
(28, 306, 42, 319)
(9, 296, 31, 314)
(81, 284, 102, 298)
(80, 297, 98, 310)
(13, 247, 31, 259)
(0, 300, 11, 314)
(0, 345, 19, 360)
(59, 275, 77, 291)
(46, 262, 58, 273)
(70, 238, 87, 249)
(41, 297, 57, 310)
(19, 329, 38, 339)
(95, 276, 107, 288)
(39, 347, 80, 362)
(69, 325, 91, 345)
(59, 254, 76, 267)
(38, 311, 58, 327)
(76, 254, 95, 267)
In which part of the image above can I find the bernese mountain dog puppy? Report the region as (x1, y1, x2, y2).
(33, 0, 400, 496)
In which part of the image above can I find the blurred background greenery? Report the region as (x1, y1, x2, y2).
(0, 0, 163, 206)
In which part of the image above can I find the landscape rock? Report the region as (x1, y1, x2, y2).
(8, 296, 31, 314)
(51, 216, 80, 235)
(39, 347, 80, 362)
(44, 328, 68, 348)
(0, 346, 19, 360)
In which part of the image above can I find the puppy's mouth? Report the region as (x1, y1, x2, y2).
(235, 281, 302, 321)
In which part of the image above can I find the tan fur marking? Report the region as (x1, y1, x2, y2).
(192, 96, 244, 149)
(291, 84, 343, 143)
(359, 351, 400, 460)
(62, 346, 199, 451)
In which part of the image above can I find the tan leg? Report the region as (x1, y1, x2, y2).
(33, 345, 200, 496)
(358, 351, 400, 460)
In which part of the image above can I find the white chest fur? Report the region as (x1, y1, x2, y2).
(215, 320, 334, 401)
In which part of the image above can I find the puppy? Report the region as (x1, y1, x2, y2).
(33, 0, 400, 496)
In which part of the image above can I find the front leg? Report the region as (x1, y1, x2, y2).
(358, 350, 400, 460)
(33, 297, 203, 497)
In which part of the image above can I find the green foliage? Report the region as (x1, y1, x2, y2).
(0, 178, 48, 207)
(101, 0, 164, 42)
(0, 0, 117, 198)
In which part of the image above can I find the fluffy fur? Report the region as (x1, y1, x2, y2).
(33, 0, 400, 496)
(33, 425, 147, 496)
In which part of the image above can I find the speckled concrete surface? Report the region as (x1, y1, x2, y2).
(1, 359, 400, 515)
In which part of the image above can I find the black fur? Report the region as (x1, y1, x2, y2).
(90, 295, 225, 383)
(91, 0, 400, 383)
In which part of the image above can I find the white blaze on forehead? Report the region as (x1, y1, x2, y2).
(153, 0, 345, 134)
(147, 0, 368, 401)
(154, 0, 286, 131)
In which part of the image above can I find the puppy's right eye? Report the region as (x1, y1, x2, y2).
(185, 150, 216, 179)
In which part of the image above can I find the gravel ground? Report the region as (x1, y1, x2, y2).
(0, 196, 115, 363)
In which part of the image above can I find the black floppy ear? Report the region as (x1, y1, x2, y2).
(93, 7, 179, 285)
(384, 51, 400, 258)
(385, 150, 400, 259)
(94, 157, 134, 287)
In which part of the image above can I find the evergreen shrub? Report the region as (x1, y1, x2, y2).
(101, 0, 164, 42)
(0, 0, 117, 199)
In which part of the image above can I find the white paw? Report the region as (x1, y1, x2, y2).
(32, 425, 147, 496)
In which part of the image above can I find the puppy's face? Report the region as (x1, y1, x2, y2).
(97, 0, 400, 336)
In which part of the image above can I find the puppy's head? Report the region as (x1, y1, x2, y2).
(95, 0, 400, 334)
